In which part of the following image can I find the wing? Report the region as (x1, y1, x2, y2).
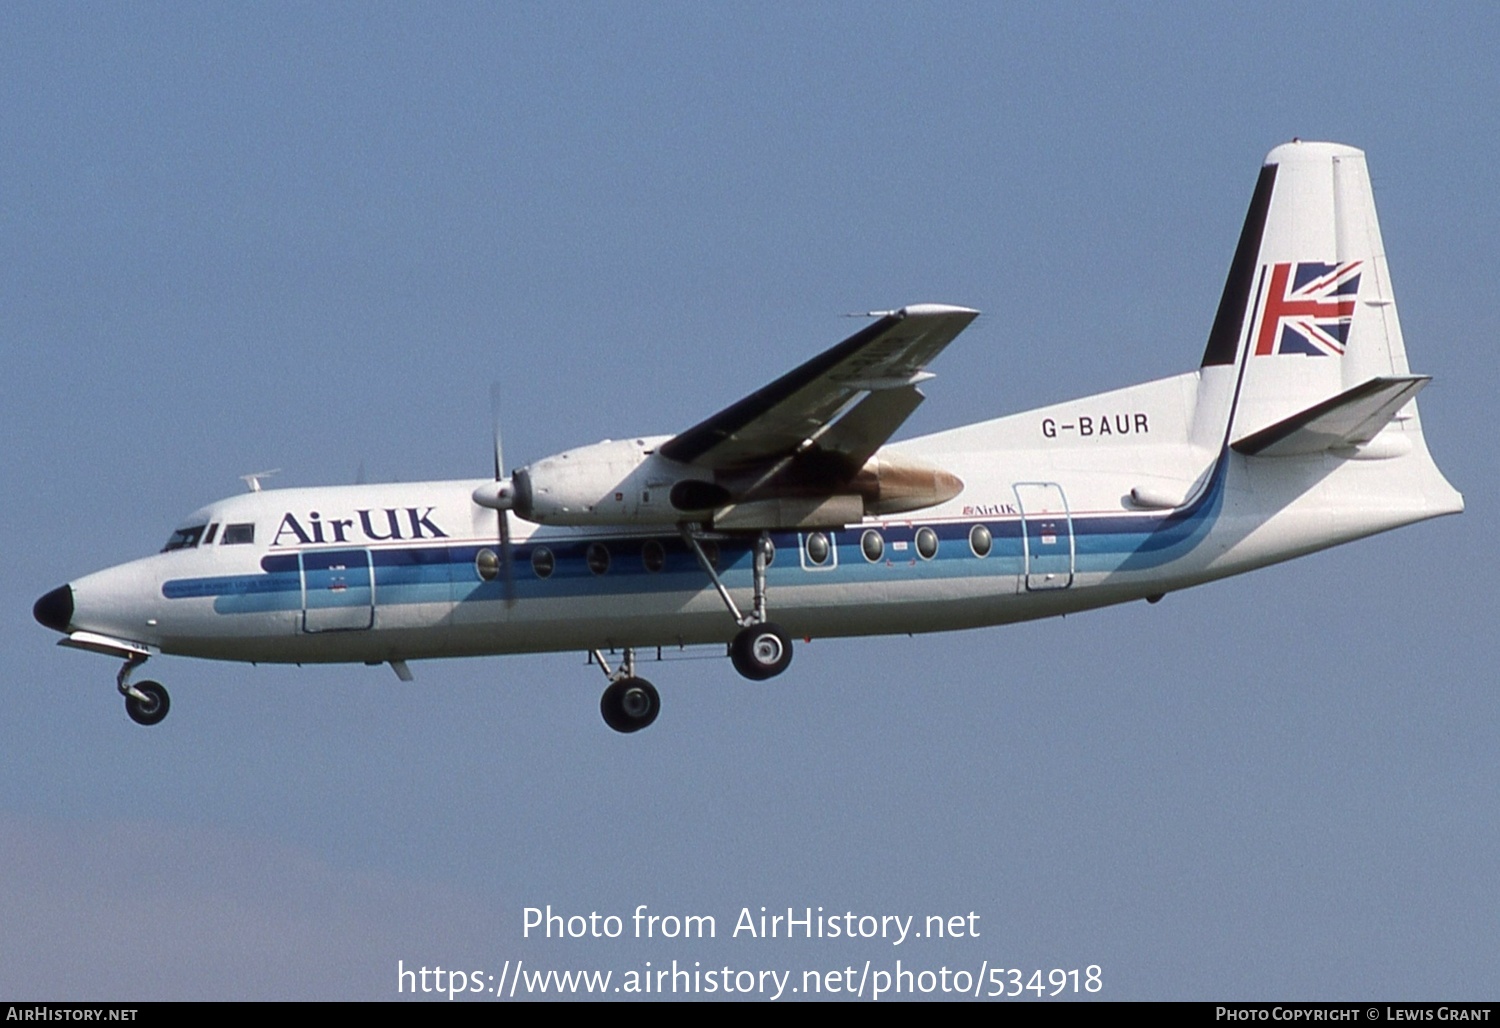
(657, 303, 980, 471)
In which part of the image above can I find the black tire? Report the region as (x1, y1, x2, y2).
(125, 680, 170, 726)
(729, 622, 794, 681)
(600, 677, 660, 733)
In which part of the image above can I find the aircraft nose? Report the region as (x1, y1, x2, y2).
(33, 584, 74, 633)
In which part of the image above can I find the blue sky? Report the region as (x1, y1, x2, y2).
(3, 4, 1497, 1000)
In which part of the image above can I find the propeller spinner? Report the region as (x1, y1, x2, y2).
(471, 384, 518, 606)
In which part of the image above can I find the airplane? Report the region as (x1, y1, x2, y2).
(33, 140, 1463, 733)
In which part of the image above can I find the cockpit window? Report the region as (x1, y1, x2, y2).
(221, 523, 256, 545)
(202, 523, 219, 545)
(162, 524, 207, 552)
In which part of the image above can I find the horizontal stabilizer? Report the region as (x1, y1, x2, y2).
(1231, 375, 1428, 457)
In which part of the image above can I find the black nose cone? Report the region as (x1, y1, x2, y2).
(33, 585, 74, 633)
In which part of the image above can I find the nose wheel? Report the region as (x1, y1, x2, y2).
(116, 655, 170, 726)
(124, 681, 171, 726)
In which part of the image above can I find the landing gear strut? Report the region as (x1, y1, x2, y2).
(117, 654, 170, 726)
(681, 526, 795, 681)
(592, 647, 660, 733)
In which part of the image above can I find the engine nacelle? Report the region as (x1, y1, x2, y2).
(505, 439, 964, 529)
(514, 437, 709, 526)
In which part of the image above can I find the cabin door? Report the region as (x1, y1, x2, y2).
(1013, 482, 1075, 591)
(300, 549, 375, 632)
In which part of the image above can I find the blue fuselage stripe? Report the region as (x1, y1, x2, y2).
(161, 467, 1224, 615)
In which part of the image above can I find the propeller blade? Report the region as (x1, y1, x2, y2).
(490, 381, 517, 607)
(499, 508, 516, 608)
(490, 381, 505, 482)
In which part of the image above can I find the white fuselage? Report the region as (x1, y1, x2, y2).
(34, 142, 1465, 733)
(56, 368, 1461, 670)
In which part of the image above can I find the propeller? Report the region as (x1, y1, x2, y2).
(472, 383, 518, 607)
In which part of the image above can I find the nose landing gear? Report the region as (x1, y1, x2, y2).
(124, 681, 171, 726)
(117, 655, 171, 726)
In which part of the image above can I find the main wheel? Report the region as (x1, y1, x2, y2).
(600, 677, 660, 733)
(730, 622, 793, 681)
(125, 680, 171, 726)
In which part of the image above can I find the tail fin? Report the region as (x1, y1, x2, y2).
(1192, 141, 1422, 449)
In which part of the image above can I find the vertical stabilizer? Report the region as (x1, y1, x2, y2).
(1195, 141, 1420, 445)
(1191, 161, 1277, 451)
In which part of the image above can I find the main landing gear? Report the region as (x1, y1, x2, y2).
(729, 622, 793, 680)
(590, 528, 795, 734)
(681, 526, 795, 682)
(593, 648, 660, 734)
(117, 654, 171, 726)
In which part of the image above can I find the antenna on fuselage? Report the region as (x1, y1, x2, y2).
(240, 469, 281, 493)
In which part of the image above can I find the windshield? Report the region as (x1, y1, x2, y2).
(161, 524, 207, 552)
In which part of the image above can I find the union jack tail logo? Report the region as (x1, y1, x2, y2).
(1253, 261, 1362, 357)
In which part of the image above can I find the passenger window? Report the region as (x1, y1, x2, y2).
(475, 548, 500, 581)
(587, 543, 611, 576)
(642, 540, 666, 573)
(969, 524, 993, 558)
(915, 527, 939, 560)
(222, 523, 256, 545)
